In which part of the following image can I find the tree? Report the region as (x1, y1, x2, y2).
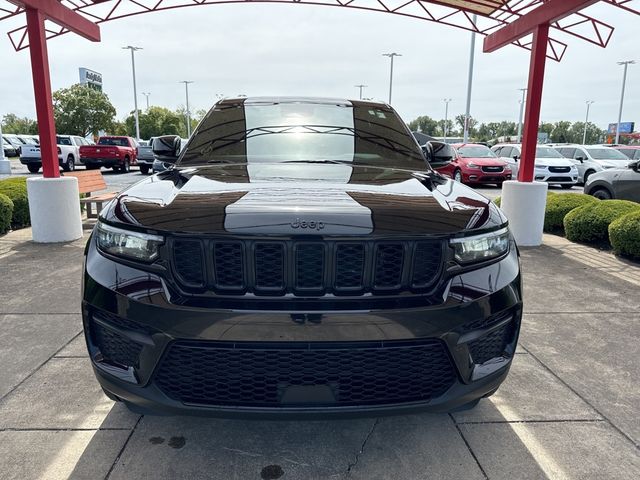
(549, 121, 572, 143)
(1, 114, 38, 134)
(53, 84, 117, 137)
(568, 122, 604, 144)
(455, 114, 477, 136)
(408, 115, 439, 136)
(124, 106, 182, 139)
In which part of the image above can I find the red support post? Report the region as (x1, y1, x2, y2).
(25, 7, 58, 178)
(518, 23, 549, 183)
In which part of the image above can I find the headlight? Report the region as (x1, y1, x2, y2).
(450, 228, 510, 264)
(96, 221, 163, 262)
(467, 163, 480, 169)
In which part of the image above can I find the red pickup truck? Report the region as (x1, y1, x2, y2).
(79, 136, 138, 172)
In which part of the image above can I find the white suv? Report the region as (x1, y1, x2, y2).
(551, 144, 631, 183)
(491, 144, 578, 189)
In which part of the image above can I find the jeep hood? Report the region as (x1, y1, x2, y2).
(101, 163, 506, 236)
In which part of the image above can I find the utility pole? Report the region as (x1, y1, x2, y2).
(517, 88, 527, 143)
(354, 84, 367, 100)
(122, 46, 142, 141)
(463, 15, 477, 143)
(180, 81, 194, 137)
(583, 100, 595, 145)
(443, 98, 452, 143)
(615, 60, 635, 144)
(142, 92, 151, 110)
(382, 53, 402, 104)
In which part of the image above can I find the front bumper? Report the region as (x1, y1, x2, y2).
(82, 235, 523, 417)
(464, 170, 512, 184)
(534, 172, 578, 184)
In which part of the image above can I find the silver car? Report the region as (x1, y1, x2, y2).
(584, 160, 640, 202)
(552, 144, 631, 183)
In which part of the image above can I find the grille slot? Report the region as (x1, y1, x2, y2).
(213, 242, 244, 289)
(154, 340, 456, 408)
(481, 166, 503, 173)
(549, 166, 571, 173)
(374, 243, 404, 289)
(173, 239, 204, 286)
(173, 239, 443, 296)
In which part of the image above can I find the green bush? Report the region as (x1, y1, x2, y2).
(0, 177, 30, 229)
(609, 210, 640, 259)
(0, 193, 13, 235)
(493, 191, 557, 211)
(544, 193, 597, 233)
(564, 200, 640, 244)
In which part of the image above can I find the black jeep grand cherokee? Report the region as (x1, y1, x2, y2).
(83, 97, 522, 416)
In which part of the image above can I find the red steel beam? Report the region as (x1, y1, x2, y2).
(518, 23, 548, 182)
(9, 0, 100, 41)
(25, 7, 59, 178)
(483, 0, 598, 52)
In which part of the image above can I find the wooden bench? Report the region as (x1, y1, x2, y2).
(64, 170, 116, 219)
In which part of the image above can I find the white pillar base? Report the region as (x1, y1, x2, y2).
(500, 180, 548, 247)
(26, 177, 83, 243)
(0, 159, 11, 174)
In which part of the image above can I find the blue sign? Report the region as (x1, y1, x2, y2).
(608, 122, 635, 134)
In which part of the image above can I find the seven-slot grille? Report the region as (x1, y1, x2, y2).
(172, 238, 443, 296)
(481, 166, 504, 173)
(549, 166, 571, 173)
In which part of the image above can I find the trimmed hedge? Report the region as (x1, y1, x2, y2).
(544, 193, 597, 233)
(0, 193, 13, 235)
(609, 210, 640, 259)
(564, 200, 640, 244)
(0, 177, 30, 229)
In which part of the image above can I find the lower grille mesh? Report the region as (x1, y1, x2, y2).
(91, 322, 142, 368)
(468, 321, 516, 364)
(154, 340, 456, 408)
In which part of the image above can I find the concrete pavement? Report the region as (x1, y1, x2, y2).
(1, 213, 639, 479)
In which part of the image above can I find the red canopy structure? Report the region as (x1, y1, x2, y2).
(0, 0, 638, 243)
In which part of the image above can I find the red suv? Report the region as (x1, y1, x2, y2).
(435, 143, 512, 186)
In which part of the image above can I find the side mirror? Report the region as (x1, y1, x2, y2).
(576, 156, 585, 163)
(423, 141, 454, 168)
(513, 155, 520, 162)
(629, 161, 639, 172)
(152, 135, 181, 163)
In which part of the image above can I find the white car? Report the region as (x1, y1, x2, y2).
(491, 143, 578, 189)
(550, 144, 632, 183)
(19, 134, 89, 173)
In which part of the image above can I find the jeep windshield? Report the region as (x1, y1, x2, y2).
(177, 99, 428, 171)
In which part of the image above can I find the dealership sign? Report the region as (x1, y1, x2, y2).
(608, 122, 635, 134)
(79, 68, 103, 92)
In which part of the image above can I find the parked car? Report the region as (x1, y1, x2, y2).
(136, 137, 156, 174)
(19, 134, 88, 173)
(79, 136, 138, 172)
(584, 160, 640, 201)
(3, 134, 28, 155)
(151, 137, 188, 173)
(491, 143, 578, 188)
(1, 136, 19, 157)
(612, 145, 640, 161)
(551, 144, 631, 183)
(83, 96, 522, 416)
(431, 143, 512, 186)
(18, 134, 39, 145)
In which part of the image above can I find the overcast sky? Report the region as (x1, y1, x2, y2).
(0, 2, 638, 132)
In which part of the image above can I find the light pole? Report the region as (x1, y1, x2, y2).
(180, 80, 194, 137)
(142, 92, 151, 110)
(354, 84, 367, 100)
(382, 53, 402, 104)
(583, 100, 595, 145)
(443, 98, 452, 143)
(463, 15, 477, 143)
(615, 60, 635, 144)
(517, 88, 527, 143)
(122, 46, 142, 141)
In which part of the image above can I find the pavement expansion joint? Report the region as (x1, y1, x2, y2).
(450, 414, 489, 480)
(104, 415, 143, 480)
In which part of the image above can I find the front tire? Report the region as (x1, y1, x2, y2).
(591, 187, 612, 200)
(454, 169, 463, 184)
(27, 164, 40, 174)
(583, 170, 595, 183)
(139, 164, 150, 175)
(62, 154, 75, 172)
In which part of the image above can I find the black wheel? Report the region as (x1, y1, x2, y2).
(592, 187, 612, 200)
(561, 184, 574, 190)
(454, 169, 463, 184)
(27, 164, 40, 173)
(583, 170, 595, 183)
(62, 154, 75, 172)
(121, 157, 131, 173)
(139, 164, 150, 175)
